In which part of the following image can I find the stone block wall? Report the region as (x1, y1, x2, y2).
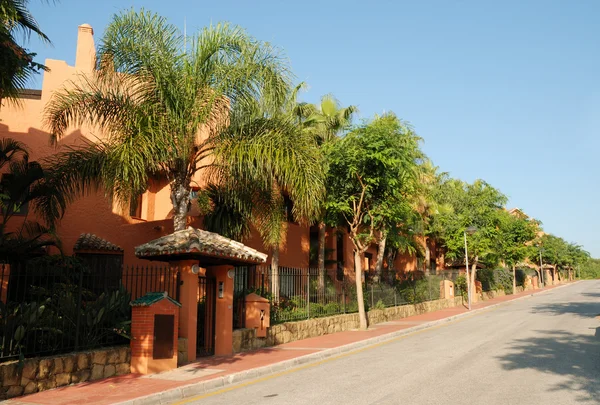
(177, 338, 188, 366)
(233, 328, 268, 353)
(234, 296, 465, 351)
(0, 346, 130, 400)
(479, 286, 526, 302)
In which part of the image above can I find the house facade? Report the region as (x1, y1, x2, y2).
(0, 23, 428, 281)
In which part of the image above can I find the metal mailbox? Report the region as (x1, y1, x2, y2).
(245, 293, 270, 338)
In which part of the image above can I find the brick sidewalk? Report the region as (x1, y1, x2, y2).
(8, 284, 565, 405)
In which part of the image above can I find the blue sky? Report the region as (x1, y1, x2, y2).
(24, 0, 600, 256)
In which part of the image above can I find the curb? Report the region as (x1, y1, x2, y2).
(115, 282, 576, 405)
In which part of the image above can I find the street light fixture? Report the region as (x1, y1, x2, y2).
(464, 226, 477, 311)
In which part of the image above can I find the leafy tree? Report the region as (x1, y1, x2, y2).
(580, 258, 600, 279)
(45, 10, 323, 238)
(435, 179, 507, 297)
(534, 234, 590, 282)
(497, 210, 538, 293)
(293, 94, 356, 291)
(0, 0, 49, 107)
(325, 113, 422, 329)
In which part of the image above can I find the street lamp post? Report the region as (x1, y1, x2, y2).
(539, 248, 545, 287)
(464, 226, 477, 311)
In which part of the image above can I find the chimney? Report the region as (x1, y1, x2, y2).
(75, 23, 96, 71)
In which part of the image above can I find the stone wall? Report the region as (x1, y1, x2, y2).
(234, 296, 465, 352)
(0, 346, 130, 400)
(235, 285, 543, 353)
(232, 328, 268, 353)
(479, 286, 527, 302)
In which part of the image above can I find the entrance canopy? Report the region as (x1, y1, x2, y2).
(134, 227, 267, 266)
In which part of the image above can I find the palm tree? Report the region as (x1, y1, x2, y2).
(412, 159, 450, 276)
(0, 139, 65, 262)
(0, 0, 50, 106)
(203, 88, 325, 301)
(44, 10, 324, 235)
(297, 95, 356, 290)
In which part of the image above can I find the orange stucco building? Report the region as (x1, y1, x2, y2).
(0, 23, 425, 280)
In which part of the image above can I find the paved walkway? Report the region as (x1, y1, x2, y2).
(8, 285, 565, 405)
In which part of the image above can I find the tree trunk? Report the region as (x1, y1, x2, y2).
(424, 238, 431, 277)
(470, 256, 478, 302)
(271, 247, 280, 303)
(317, 221, 326, 294)
(354, 249, 368, 330)
(374, 234, 386, 281)
(170, 176, 191, 232)
(386, 248, 397, 284)
(512, 264, 516, 295)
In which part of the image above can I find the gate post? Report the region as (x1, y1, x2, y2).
(206, 265, 234, 356)
(176, 260, 203, 362)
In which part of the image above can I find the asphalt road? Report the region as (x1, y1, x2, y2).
(180, 281, 600, 405)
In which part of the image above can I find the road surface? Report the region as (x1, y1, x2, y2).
(176, 281, 600, 405)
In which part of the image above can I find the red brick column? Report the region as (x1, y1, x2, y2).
(207, 265, 234, 356)
(130, 297, 179, 374)
(177, 261, 202, 362)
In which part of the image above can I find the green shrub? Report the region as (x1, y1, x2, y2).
(323, 302, 341, 314)
(494, 268, 514, 293)
(455, 275, 467, 299)
(515, 269, 526, 287)
(289, 296, 307, 309)
(397, 276, 441, 304)
(374, 300, 386, 310)
(346, 301, 359, 313)
(309, 303, 324, 315)
(477, 269, 495, 291)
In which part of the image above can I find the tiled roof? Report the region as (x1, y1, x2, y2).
(74, 233, 123, 252)
(135, 227, 267, 265)
(130, 291, 181, 307)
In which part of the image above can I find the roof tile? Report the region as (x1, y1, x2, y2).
(74, 233, 123, 252)
(134, 227, 267, 265)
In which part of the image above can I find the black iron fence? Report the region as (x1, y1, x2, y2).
(233, 266, 465, 327)
(0, 260, 179, 362)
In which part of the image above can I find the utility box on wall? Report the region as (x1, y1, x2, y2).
(130, 292, 181, 375)
(440, 280, 454, 299)
(245, 293, 270, 338)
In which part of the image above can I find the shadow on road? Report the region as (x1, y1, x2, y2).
(531, 301, 600, 319)
(497, 328, 600, 403)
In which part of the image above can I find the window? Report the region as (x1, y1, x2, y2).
(336, 233, 344, 281)
(283, 195, 296, 223)
(129, 194, 143, 218)
(364, 252, 373, 271)
(0, 174, 28, 215)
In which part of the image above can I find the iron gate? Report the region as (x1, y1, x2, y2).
(197, 276, 216, 357)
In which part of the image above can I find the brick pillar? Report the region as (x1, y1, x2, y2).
(207, 265, 234, 356)
(130, 295, 180, 374)
(177, 260, 201, 362)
